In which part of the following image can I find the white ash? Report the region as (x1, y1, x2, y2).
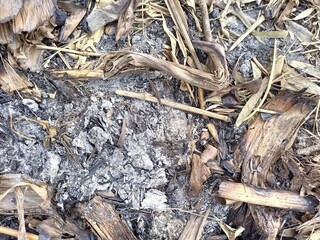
(22, 99, 39, 112)
(141, 189, 168, 210)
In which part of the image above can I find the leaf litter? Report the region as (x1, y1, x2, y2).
(0, 0, 320, 239)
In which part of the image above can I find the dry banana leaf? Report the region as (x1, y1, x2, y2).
(0, 0, 23, 23)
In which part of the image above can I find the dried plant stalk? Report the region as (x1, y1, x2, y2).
(116, 90, 229, 121)
(218, 182, 317, 212)
(226, 90, 313, 238)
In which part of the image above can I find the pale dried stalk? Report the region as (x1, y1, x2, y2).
(218, 182, 317, 212)
(116, 90, 229, 121)
(0, 226, 38, 240)
(15, 187, 27, 240)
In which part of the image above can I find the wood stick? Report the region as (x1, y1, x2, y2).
(229, 15, 265, 51)
(218, 182, 318, 212)
(116, 90, 230, 122)
(36, 45, 103, 57)
(0, 226, 39, 240)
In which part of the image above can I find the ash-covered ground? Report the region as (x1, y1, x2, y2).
(0, 2, 313, 239)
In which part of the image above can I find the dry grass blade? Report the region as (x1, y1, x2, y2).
(0, 226, 38, 240)
(116, 90, 230, 121)
(252, 30, 288, 38)
(236, 77, 268, 127)
(50, 69, 104, 79)
(238, 40, 278, 124)
(0, 57, 33, 92)
(15, 187, 27, 240)
(164, 0, 206, 109)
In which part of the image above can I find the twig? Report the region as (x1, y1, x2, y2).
(229, 15, 265, 51)
(200, 0, 212, 42)
(36, 45, 103, 57)
(0, 226, 39, 240)
(116, 90, 229, 122)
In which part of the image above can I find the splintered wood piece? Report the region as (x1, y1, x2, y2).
(218, 182, 318, 212)
(77, 196, 137, 240)
(233, 91, 312, 186)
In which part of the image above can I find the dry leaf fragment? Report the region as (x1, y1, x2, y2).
(277, 0, 299, 25)
(281, 64, 320, 95)
(179, 208, 210, 240)
(292, 8, 315, 20)
(1, 0, 55, 34)
(218, 221, 245, 240)
(0, 174, 52, 214)
(86, 0, 130, 32)
(188, 154, 211, 197)
(288, 60, 320, 79)
(116, 0, 138, 41)
(58, 0, 87, 42)
(0, 58, 33, 92)
(286, 20, 313, 43)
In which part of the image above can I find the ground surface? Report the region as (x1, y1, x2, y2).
(0, 1, 318, 239)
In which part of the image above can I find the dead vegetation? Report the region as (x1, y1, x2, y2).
(0, 0, 320, 239)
